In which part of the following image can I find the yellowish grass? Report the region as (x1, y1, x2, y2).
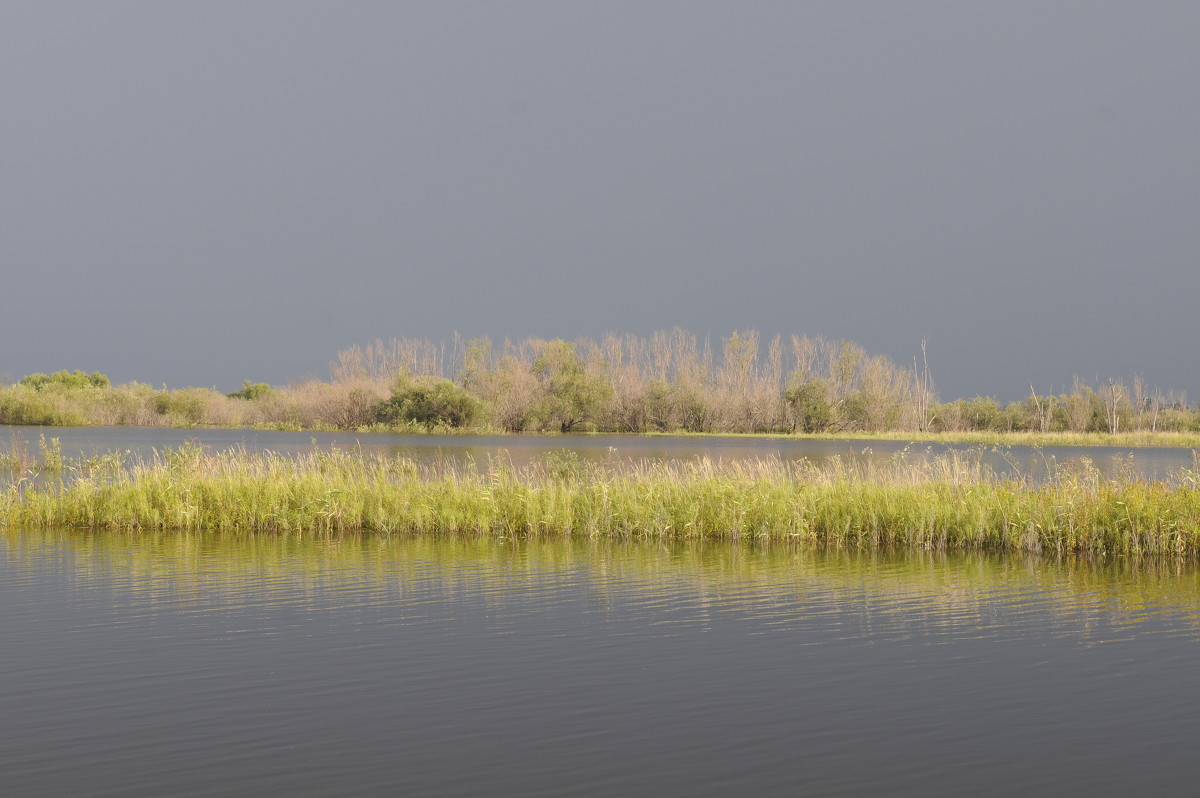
(3, 446, 1200, 557)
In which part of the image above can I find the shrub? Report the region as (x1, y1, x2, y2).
(956, 397, 1005, 432)
(785, 379, 834, 433)
(530, 340, 612, 432)
(376, 376, 483, 429)
(152, 389, 211, 426)
(19, 370, 110, 391)
(0, 386, 89, 426)
(227, 380, 273, 401)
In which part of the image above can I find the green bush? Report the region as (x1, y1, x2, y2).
(530, 340, 612, 432)
(0, 387, 89, 426)
(227, 380, 273, 401)
(152, 389, 209, 425)
(785, 379, 833, 433)
(375, 376, 483, 429)
(956, 397, 1005, 432)
(19, 370, 110, 391)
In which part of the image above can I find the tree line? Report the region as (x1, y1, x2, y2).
(2, 332, 1196, 435)
(328, 330, 1196, 435)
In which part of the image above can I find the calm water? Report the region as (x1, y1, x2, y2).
(4, 530, 1200, 796)
(4, 429, 1200, 794)
(3, 425, 1196, 480)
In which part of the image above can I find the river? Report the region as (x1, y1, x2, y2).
(3, 425, 1196, 480)
(3, 531, 1199, 796)
(3, 428, 1200, 795)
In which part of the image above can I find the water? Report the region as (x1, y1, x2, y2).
(4, 425, 1196, 480)
(4, 530, 1200, 796)
(4, 428, 1200, 794)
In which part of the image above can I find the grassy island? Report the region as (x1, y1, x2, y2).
(5, 446, 1200, 557)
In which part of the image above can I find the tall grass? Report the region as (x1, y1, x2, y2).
(4, 446, 1200, 557)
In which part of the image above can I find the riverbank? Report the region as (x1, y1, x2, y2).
(643, 429, 1200, 449)
(9, 422, 1200, 454)
(4, 447, 1200, 556)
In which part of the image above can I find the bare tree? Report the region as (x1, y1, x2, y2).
(1149, 387, 1164, 432)
(1131, 374, 1145, 431)
(1062, 377, 1095, 433)
(912, 338, 936, 432)
(1028, 382, 1054, 434)
(1100, 378, 1126, 434)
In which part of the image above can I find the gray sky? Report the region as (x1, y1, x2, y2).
(3, 1, 1197, 401)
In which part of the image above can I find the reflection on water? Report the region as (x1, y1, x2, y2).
(8, 529, 1200, 641)
(4, 529, 1200, 796)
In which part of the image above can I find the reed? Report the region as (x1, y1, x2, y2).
(4, 446, 1200, 556)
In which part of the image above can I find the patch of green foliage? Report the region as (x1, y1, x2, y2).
(19, 370, 110, 391)
(531, 340, 612, 432)
(375, 375, 484, 429)
(227, 380, 273, 401)
(152, 390, 208, 426)
(785, 379, 834, 433)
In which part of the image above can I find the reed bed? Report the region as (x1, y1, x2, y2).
(3, 446, 1200, 557)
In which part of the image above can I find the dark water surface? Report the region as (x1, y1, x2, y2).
(3, 530, 1200, 796)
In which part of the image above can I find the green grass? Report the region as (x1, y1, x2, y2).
(4, 446, 1200, 557)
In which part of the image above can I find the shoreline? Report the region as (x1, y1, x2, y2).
(7, 421, 1200, 450)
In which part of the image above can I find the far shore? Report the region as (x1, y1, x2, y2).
(6, 421, 1200, 451)
(7, 331, 1198, 443)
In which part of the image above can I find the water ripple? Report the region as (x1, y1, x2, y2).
(6, 530, 1200, 796)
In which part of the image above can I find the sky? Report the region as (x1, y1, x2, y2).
(3, 1, 1197, 401)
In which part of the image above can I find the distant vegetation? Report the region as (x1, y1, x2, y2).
(2, 329, 1198, 440)
(19, 370, 110, 391)
(226, 380, 273, 401)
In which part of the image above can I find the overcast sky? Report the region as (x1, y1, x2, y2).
(3, 1, 1197, 400)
